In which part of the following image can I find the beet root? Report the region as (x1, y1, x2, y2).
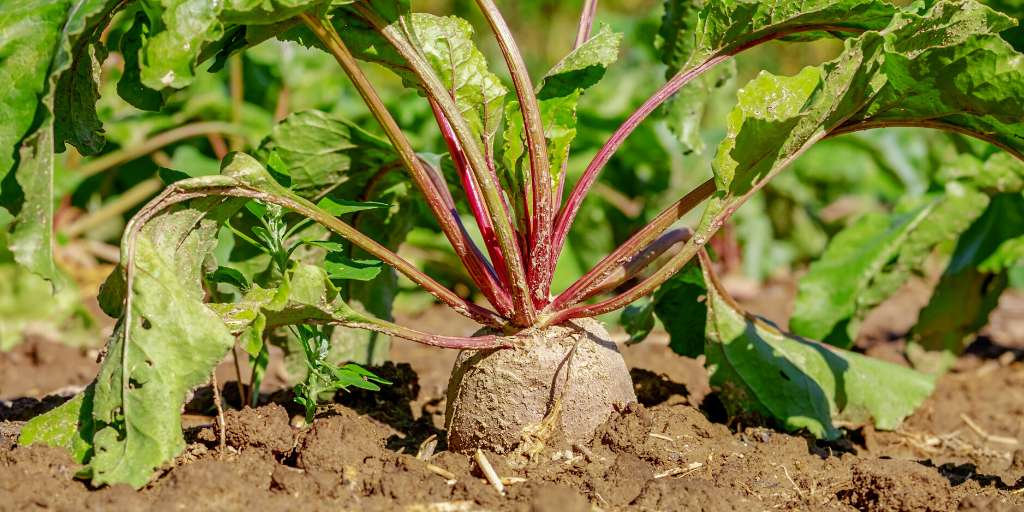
(444, 317, 637, 457)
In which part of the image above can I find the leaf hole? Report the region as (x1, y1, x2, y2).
(141, 317, 152, 329)
(779, 370, 791, 381)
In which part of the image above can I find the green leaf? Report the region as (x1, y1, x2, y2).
(117, 11, 166, 111)
(695, 1, 1024, 302)
(945, 192, 1024, 274)
(656, 0, 736, 153)
(660, 59, 736, 154)
(656, 0, 705, 75)
(19, 384, 96, 464)
(848, 5, 1023, 158)
(654, 260, 708, 358)
(0, 0, 103, 293)
(701, 258, 935, 440)
(317, 195, 390, 216)
(340, 363, 391, 384)
(266, 149, 292, 188)
(158, 167, 193, 186)
(686, 0, 904, 69)
(326, 365, 381, 391)
(245, 200, 269, 219)
(535, 22, 623, 100)
(413, 13, 508, 156)
(208, 283, 279, 356)
(794, 148, 1024, 348)
(137, 0, 225, 90)
(907, 267, 1008, 374)
(255, 109, 398, 191)
(907, 192, 1024, 374)
(621, 297, 655, 346)
(0, 262, 100, 351)
(791, 205, 935, 347)
(324, 252, 383, 281)
(221, 0, 326, 25)
(206, 266, 251, 291)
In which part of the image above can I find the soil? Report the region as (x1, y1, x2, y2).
(3, 280, 1024, 511)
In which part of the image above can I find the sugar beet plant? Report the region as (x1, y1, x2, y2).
(5, 0, 1024, 489)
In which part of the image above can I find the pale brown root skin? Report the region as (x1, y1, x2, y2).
(444, 318, 637, 457)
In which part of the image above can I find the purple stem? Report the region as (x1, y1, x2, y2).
(578, 227, 692, 302)
(430, 99, 514, 295)
(574, 0, 599, 49)
(551, 55, 727, 264)
(474, 0, 555, 307)
(550, 24, 874, 287)
(546, 178, 714, 313)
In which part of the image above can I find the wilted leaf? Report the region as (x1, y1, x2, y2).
(89, 235, 236, 489)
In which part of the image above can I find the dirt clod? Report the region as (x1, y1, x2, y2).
(595, 452, 653, 506)
(846, 458, 955, 512)
(294, 411, 385, 490)
(219, 403, 294, 454)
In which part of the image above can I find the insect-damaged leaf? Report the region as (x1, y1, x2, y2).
(89, 234, 236, 488)
(699, 253, 935, 440)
